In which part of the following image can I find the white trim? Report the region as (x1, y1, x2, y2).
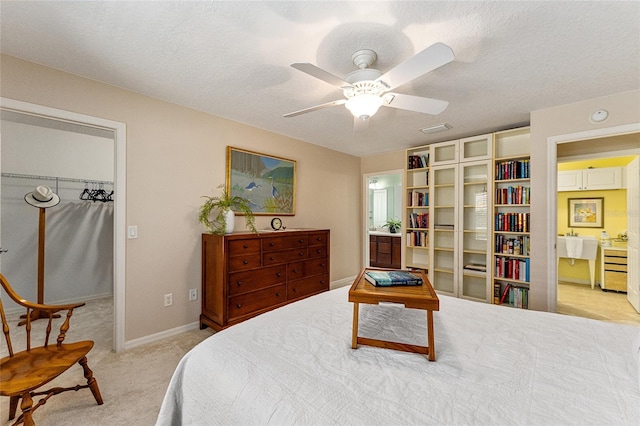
(1, 97, 127, 352)
(546, 122, 640, 313)
(331, 276, 357, 290)
(125, 321, 200, 350)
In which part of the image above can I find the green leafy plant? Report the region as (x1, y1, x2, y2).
(199, 184, 257, 235)
(382, 218, 402, 233)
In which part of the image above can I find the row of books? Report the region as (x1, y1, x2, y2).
(495, 185, 530, 205)
(408, 154, 430, 170)
(406, 230, 428, 247)
(493, 283, 529, 308)
(494, 256, 530, 282)
(365, 270, 423, 287)
(407, 191, 428, 207)
(495, 212, 530, 232)
(408, 212, 429, 229)
(495, 235, 530, 256)
(495, 159, 530, 181)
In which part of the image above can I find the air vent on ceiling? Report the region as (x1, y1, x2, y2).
(420, 123, 451, 134)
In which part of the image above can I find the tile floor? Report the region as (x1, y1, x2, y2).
(556, 281, 640, 326)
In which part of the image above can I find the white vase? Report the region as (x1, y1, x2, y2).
(224, 209, 235, 234)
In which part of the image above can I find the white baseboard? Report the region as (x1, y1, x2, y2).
(331, 275, 357, 290)
(124, 321, 200, 350)
(125, 276, 357, 350)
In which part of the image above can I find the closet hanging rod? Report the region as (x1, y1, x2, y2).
(1, 172, 113, 185)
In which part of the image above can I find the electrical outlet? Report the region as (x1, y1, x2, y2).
(189, 288, 198, 301)
(164, 293, 173, 307)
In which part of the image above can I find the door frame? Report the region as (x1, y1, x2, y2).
(546, 122, 640, 312)
(1, 97, 127, 352)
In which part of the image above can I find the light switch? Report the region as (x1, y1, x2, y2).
(128, 225, 138, 239)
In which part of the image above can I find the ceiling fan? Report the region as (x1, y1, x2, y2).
(283, 43, 455, 123)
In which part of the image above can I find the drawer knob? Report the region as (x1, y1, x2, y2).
(236, 304, 242, 309)
(316, 249, 321, 254)
(269, 256, 274, 261)
(320, 280, 325, 284)
(299, 239, 304, 243)
(298, 252, 304, 256)
(292, 288, 297, 292)
(270, 242, 275, 247)
(292, 269, 298, 273)
(237, 281, 242, 286)
(243, 244, 248, 249)
(243, 260, 249, 265)
(276, 272, 281, 277)
(276, 292, 281, 297)
(316, 237, 322, 241)
(321, 263, 326, 267)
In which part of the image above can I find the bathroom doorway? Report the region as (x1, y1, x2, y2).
(363, 170, 403, 268)
(554, 133, 640, 324)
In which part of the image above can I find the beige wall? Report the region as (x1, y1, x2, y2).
(0, 55, 362, 341)
(530, 89, 640, 311)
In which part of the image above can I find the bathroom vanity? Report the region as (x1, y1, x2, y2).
(369, 231, 401, 269)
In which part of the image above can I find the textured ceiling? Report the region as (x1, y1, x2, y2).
(1, 1, 639, 157)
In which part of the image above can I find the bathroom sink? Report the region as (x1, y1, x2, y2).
(557, 236, 598, 260)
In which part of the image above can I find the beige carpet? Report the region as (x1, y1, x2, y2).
(1, 297, 214, 426)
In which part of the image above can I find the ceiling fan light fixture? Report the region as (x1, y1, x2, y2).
(345, 94, 383, 120)
(420, 123, 452, 134)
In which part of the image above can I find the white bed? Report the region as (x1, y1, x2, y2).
(157, 285, 640, 425)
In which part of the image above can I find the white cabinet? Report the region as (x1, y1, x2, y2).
(430, 134, 492, 166)
(558, 167, 623, 191)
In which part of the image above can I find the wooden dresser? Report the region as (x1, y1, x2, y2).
(201, 229, 330, 330)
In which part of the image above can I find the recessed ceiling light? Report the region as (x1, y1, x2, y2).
(420, 123, 451, 134)
(590, 109, 609, 123)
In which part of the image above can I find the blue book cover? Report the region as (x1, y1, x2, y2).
(365, 270, 423, 287)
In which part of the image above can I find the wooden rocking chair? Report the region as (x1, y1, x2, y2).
(0, 273, 103, 425)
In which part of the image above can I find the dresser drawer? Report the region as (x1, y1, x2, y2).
(288, 274, 329, 300)
(263, 235, 308, 252)
(308, 245, 327, 259)
(603, 255, 627, 265)
(604, 271, 627, 291)
(604, 263, 627, 273)
(264, 248, 308, 265)
(228, 284, 286, 320)
(228, 239, 261, 255)
(308, 231, 328, 246)
(227, 254, 261, 272)
(228, 265, 286, 296)
(287, 258, 328, 281)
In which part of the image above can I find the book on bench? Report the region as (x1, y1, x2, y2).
(365, 270, 423, 287)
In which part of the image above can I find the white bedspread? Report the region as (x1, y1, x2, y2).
(157, 286, 640, 425)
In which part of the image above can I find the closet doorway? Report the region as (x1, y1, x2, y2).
(0, 98, 126, 351)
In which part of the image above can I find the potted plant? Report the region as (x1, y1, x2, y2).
(199, 184, 257, 235)
(382, 218, 402, 233)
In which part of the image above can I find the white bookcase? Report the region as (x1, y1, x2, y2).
(492, 127, 531, 308)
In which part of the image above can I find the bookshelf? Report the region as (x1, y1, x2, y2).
(492, 127, 531, 308)
(405, 134, 492, 300)
(405, 146, 431, 274)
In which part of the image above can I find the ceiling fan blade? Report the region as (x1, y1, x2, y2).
(282, 99, 347, 118)
(291, 63, 352, 88)
(376, 42, 454, 91)
(383, 93, 449, 115)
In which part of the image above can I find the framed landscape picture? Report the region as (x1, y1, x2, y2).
(226, 147, 296, 215)
(568, 197, 603, 228)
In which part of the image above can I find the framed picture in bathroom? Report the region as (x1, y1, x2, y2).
(568, 197, 604, 228)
